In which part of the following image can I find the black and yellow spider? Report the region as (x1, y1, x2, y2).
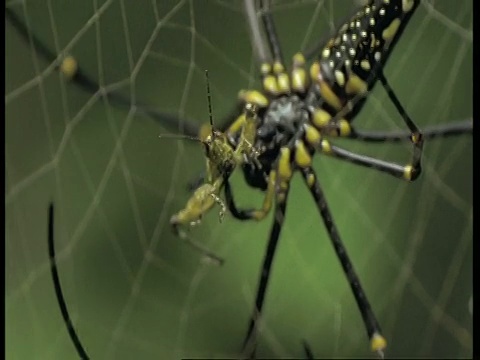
(169, 0, 468, 357)
(7, 0, 472, 358)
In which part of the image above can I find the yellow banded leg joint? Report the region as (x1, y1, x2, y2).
(278, 147, 293, 181)
(370, 332, 387, 354)
(293, 53, 305, 67)
(292, 53, 308, 93)
(294, 141, 312, 168)
(338, 119, 352, 137)
(306, 173, 315, 188)
(273, 61, 284, 74)
(263, 75, 279, 95)
(304, 124, 321, 146)
(312, 108, 332, 128)
(320, 139, 332, 154)
(260, 62, 271, 75)
(252, 210, 266, 220)
(411, 132, 423, 144)
(403, 164, 421, 181)
(277, 73, 291, 94)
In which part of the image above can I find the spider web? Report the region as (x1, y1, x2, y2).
(5, 0, 472, 359)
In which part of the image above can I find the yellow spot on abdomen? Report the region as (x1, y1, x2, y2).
(382, 18, 401, 42)
(360, 60, 371, 71)
(334, 70, 345, 87)
(402, 0, 415, 12)
(322, 48, 331, 59)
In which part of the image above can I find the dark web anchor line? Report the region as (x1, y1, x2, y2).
(5, 7, 198, 137)
(48, 203, 90, 360)
(5, 7, 472, 142)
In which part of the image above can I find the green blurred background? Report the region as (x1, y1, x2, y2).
(5, 1, 472, 359)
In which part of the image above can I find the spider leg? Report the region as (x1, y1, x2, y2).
(259, 0, 283, 65)
(244, 0, 271, 64)
(242, 184, 290, 359)
(324, 69, 424, 180)
(377, 70, 424, 173)
(303, 123, 420, 181)
(347, 119, 472, 143)
(242, 147, 293, 358)
(299, 166, 386, 357)
(48, 203, 90, 359)
(224, 170, 276, 221)
(303, 340, 315, 360)
(318, 139, 419, 181)
(249, 0, 292, 98)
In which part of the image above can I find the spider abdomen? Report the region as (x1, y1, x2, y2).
(310, 0, 420, 121)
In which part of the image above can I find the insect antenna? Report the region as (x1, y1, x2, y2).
(205, 69, 215, 130)
(158, 133, 202, 142)
(159, 70, 217, 144)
